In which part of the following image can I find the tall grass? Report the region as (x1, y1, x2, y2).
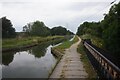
(2, 36, 64, 49)
(77, 40, 97, 79)
(81, 34, 105, 48)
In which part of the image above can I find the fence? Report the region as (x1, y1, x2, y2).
(84, 41, 120, 79)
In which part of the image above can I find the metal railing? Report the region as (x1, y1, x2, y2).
(84, 42, 120, 79)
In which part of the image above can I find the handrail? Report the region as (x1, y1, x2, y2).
(84, 42, 120, 78)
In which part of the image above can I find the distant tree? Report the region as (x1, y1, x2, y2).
(23, 21, 51, 37)
(51, 26, 67, 35)
(2, 17, 16, 38)
(51, 26, 73, 36)
(67, 30, 74, 35)
(76, 22, 102, 37)
(31, 21, 51, 36)
(23, 21, 74, 37)
(23, 23, 33, 36)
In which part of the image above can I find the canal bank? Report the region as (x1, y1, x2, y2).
(2, 36, 65, 52)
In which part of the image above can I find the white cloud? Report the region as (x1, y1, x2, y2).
(1, 0, 119, 33)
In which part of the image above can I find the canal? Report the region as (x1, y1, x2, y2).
(1, 40, 63, 78)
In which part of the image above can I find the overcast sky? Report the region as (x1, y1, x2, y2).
(0, 0, 119, 33)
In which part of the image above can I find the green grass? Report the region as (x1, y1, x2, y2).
(77, 40, 97, 79)
(54, 35, 79, 53)
(81, 34, 105, 48)
(2, 36, 64, 50)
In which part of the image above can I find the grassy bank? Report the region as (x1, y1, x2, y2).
(2, 36, 64, 51)
(53, 35, 79, 53)
(81, 34, 104, 48)
(77, 40, 97, 79)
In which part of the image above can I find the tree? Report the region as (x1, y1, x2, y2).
(76, 2, 120, 59)
(30, 21, 51, 36)
(76, 22, 102, 37)
(51, 26, 73, 36)
(102, 2, 120, 56)
(23, 21, 74, 37)
(23, 21, 51, 37)
(23, 23, 33, 36)
(67, 30, 74, 35)
(2, 17, 16, 38)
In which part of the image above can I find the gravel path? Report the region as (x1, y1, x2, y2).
(49, 37, 88, 78)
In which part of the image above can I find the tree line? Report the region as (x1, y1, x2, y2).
(2, 17, 74, 38)
(76, 2, 120, 59)
(23, 21, 74, 37)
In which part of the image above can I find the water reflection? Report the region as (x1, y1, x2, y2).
(2, 51, 15, 65)
(2, 40, 59, 66)
(2, 41, 60, 78)
(31, 42, 51, 58)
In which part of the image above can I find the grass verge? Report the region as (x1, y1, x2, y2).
(2, 36, 64, 51)
(53, 35, 79, 53)
(81, 34, 104, 49)
(77, 40, 97, 79)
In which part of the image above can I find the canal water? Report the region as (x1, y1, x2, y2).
(1, 41, 61, 78)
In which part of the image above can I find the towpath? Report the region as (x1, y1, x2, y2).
(50, 37, 88, 78)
